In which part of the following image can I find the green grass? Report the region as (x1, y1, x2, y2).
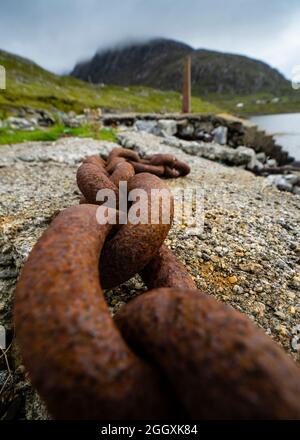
(0, 124, 117, 145)
(208, 90, 300, 116)
(0, 49, 221, 115)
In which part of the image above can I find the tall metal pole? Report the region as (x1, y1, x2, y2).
(182, 55, 191, 113)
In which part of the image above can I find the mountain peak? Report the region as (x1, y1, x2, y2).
(71, 37, 288, 95)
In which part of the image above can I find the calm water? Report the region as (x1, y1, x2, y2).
(250, 113, 300, 161)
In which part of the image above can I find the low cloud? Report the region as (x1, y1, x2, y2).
(0, 0, 299, 78)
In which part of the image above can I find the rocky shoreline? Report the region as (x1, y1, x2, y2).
(1, 109, 295, 164)
(124, 119, 300, 195)
(0, 130, 300, 419)
(3, 110, 300, 196)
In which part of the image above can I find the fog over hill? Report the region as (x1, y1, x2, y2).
(72, 38, 289, 96)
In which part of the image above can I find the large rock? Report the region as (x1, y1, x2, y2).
(6, 117, 35, 131)
(266, 174, 299, 193)
(157, 119, 177, 136)
(134, 119, 177, 137)
(134, 120, 158, 134)
(234, 146, 256, 169)
(177, 121, 194, 138)
(212, 126, 228, 145)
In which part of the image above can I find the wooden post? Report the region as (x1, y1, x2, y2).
(182, 55, 191, 113)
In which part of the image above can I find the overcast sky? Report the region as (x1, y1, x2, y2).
(0, 0, 299, 78)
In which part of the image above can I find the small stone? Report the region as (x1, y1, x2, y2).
(275, 325, 288, 336)
(0, 267, 18, 279)
(289, 306, 296, 315)
(285, 174, 299, 186)
(16, 365, 26, 375)
(0, 254, 13, 266)
(185, 242, 194, 249)
(253, 302, 266, 317)
(239, 262, 263, 274)
(277, 260, 285, 269)
(215, 246, 223, 255)
(210, 255, 219, 263)
(287, 291, 296, 300)
(233, 285, 244, 294)
(275, 310, 286, 319)
(228, 275, 238, 284)
(293, 244, 300, 253)
(291, 337, 300, 351)
(291, 275, 300, 287)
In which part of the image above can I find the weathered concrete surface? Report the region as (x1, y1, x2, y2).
(0, 135, 300, 419)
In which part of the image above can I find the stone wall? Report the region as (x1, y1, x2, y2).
(101, 113, 293, 165)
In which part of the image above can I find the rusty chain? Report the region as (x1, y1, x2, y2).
(14, 147, 300, 420)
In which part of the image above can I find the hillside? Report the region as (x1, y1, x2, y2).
(0, 49, 220, 116)
(71, 38, 290, 96)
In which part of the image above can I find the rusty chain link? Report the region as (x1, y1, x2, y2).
(14, 147, 300, 420)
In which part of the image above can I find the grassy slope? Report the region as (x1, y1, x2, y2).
(0, 49, 221, 116)
(207, 89, 300, 116)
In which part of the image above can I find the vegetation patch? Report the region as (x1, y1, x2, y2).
(0, 125, 117, 145)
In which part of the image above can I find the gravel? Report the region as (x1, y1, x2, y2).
(0, 133, 299, 419)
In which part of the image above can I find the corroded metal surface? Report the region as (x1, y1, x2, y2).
(107, 147, 191, 178)
(131, 161, 165, 177)
(77, 162, 117, 204)
(14, 205, 174, 419)
(148, 153, 191, 177)
(116, 288, 300, 419)
(100, 173, 174, 289)
(77, 148, 191, 206)
(110, 160, 135, 186)
(108, 147, 141, 164)
(83, 154, 107, 170)
(106, 156, 126, 173)
(140, 244, 196, 290)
